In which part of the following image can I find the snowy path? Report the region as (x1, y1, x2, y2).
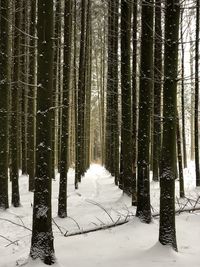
(53, 164, 131, 232)
(0, 163, 200, 267)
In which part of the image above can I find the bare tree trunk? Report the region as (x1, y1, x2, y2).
(195, 0, 200, 186)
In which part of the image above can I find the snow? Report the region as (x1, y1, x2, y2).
(0, 163, 200, 267)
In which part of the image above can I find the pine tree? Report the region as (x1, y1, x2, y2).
(76, 0, 86, 183)
(136, 0, 154, 223)
(30, 0, 55, 264)
(195, 0, 200, 186)
(180, 9, 187, 169)
(58, 0, 72, 218)
(120, 0, 133, 195)
(159, 0, 180, 251)
(0, 0, 11, 209)
(153, 0, 162, 181)
(132, 0, 138, 205)
(27, 0, 37, 191)
(11, 0, 22, 207)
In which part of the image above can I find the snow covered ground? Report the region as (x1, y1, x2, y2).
(0, 163, 200, 267)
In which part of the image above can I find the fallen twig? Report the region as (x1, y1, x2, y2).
(52, 218, 65, 235)
(0, 234, 19, 247)
(67, 216, 81, 230)
(64, 217, 129, 237)
(85, 199, 114, 223)
(0, 218, 31, 231)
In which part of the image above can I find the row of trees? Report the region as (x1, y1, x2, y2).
(0, 0, 199, 264)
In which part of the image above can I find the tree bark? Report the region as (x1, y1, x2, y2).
(159, 0, 180, 251)
(136, 0, 154, 223)
(58, 0, 72, 218)
(0, 0, 11, 209)
(30, 0, 55, 264)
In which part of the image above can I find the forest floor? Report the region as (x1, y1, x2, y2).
(0, 163, 200, 267)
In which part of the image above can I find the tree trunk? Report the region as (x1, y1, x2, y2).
(58, 0, 72, 218)
(159, 0, 180, 251)
(11, 0, 22, 207)
(27, 0, 37, 192)
(181, 9, 187, 169)
(30, 0, 55, 264)
(0, 0, 11, 209)
(136, 0, 154, 223)
(177, 110, 185, 198)
(132, 0, 138, 205)
(76, 0, 86, 183)
(195, 0, 200, 186)
(120, 0, 132, 195)
(153, 0, 162, 181)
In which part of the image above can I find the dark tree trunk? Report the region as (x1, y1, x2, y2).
(153, 0, 162, 181)
(21, 0, 29, 175)
(195, 0, 200, 186)
(76, 0, 86, 183)
(159, 0, 180, 251)
(84, 0, 92, 172)
(112, 0, 119, 185)
(30, 0, 55, 264)
(132, 0, 138, 205)
(52, 0, 61, 180)
(27, 0, 37, 192)
(176, 110, 185, 198)
(74, 0, 79, 189)
(120, 0, 132, 195)
(181, 9, 187, 169)
(0, 0, 11, 209)
(58, 0, 72, 218)
(11, 0, 22, 207)
(136, 0, 154, 223)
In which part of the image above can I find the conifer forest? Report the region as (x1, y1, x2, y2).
(0, 0, 200, 266)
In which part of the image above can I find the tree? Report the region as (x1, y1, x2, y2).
(152, 0, 162, 181)
(76, 0, 86, 183)
(0, 0, 11, 209)
(136, 0, 154, 223)
(132, 0, 138, 205)
(159, 0, 180, 251)
(120, 0, 132, 195)
(84, 0, 92, 171)
(27, 0, 37, 192)
(195, 0, 200, 186)
(177, 110, 185, 198)
(58, 0, 72, 218)
(21, 0, 29, 175)
(105, 0, 119, 184)
(180, 9, 187, 169)
(30, 0, 55, 264)
(11, 0, 22, 207)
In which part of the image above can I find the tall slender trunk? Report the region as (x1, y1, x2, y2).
(159, 0, 180, 251)
(58, 0, 72, 218)
(27, 0, 37, 191)
(132, 0, 138, 204)
(120, 0, 132, 195)
(195, 0, 200, 186)
(177, 110, 185, 198)
(136, 0, 154, 223)
(21, 0, 29, 175)
(84, 0, 92, 171)
(181, 9, 187, 169)
(153, 0, 162, 181)
(30, 0, 55, 263)
(76, 0, 86, 182)
(11, 0, 22, 207)
(0, 0, 11, 209)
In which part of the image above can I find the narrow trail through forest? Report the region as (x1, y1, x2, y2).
(0, 163, 200, 267)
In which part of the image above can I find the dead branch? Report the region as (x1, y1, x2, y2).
(0, 218, 31, 231)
